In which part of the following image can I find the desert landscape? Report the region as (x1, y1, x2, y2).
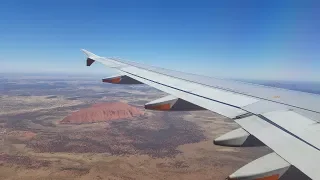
(0, 74, 271, 180)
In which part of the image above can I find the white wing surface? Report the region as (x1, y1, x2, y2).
(82, 49, 319, 180)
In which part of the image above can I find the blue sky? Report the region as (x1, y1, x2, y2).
(0, 0, 319, 81)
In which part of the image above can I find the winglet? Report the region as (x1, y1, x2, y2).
(81, 49, 98, 58)
(81, 49, 99, 66)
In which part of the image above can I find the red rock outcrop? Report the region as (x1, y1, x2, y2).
(60, 102, 144, 124)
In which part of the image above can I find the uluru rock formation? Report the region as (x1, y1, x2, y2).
(60, 102, 144, 124)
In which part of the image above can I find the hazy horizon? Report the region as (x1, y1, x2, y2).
(2, 72, 320, 96)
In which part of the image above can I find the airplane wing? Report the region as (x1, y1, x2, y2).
(82, 49, 320, 180)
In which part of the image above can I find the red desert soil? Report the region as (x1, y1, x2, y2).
(60, 102, 144, 124)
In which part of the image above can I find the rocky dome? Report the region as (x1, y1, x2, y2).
(60, 102, 143, 124)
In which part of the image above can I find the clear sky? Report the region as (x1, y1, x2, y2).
(0, 0, 319, 81)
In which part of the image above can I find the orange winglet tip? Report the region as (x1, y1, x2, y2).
(227, 174, 279, 180)
(256, 175, 279, 180)
(144, 103, 171, 111)
(102, 77, 122, 84)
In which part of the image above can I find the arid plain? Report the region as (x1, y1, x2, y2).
(0, 74, 270, 180)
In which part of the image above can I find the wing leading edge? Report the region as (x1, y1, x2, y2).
(81, 49, 319, 179)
